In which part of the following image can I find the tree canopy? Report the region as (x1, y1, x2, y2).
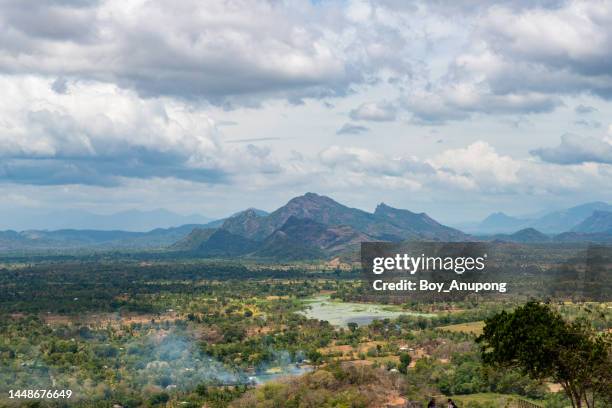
(477, 301, 611, 408)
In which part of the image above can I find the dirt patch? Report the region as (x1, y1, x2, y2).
(319, 344, 354, 354)
(408, 348, 429, 367)
(546, 382, 563, 392)
(246, 325, 274, 336)
(42, 313, 73, 325)
(41, 312, 180, 328)
(342, 359, 373, 367)
(384, 394, 408, 408)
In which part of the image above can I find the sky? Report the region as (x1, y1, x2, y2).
(1, 0, 612, 225)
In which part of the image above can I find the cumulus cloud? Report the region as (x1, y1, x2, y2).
(349, 101, 397, 122)
(403, 87, 560, 124)
(0, 0, 611, 215)
(316, 142, 526, 193)
(575, 104, 597, 114)
(316, 146, 427, 190)
(316, 141, 611, 198)
(455, 1, 612, 99)
(3, 0, 610, 120)
(0, 0, 420, 105)
(574, 119, 601, 128)
(395, 0, 612, 123)
(0, 76, 280, 185)
(428, 142, 521, 190)
(336, 123, 369, 135)
(478, 3, 612, 80)
(319, 145, 434, 176)
(381, 0, 566, 15)
(531, 133, 612, 165)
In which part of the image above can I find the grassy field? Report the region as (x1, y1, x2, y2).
(438, 321, 485, 335)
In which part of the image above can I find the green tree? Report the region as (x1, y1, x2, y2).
(148, 392, 170, 405)
(399, 352, 411, 374)
(307, 349, 324, 367)
(476, 301, 611, 408)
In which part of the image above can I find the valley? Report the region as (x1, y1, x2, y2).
(0, 253, 609, 407)
(0, 194, 610, 407)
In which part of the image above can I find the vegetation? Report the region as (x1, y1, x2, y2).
(0, 256, 609, 407)
(230, 363, 404, 408)
(477, 302, 611, 408)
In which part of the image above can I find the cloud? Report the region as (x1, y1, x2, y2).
(403, 87, 560, 124)
(314, 141, 610, 196)
(0, 0, 421, 105)
(1, 0, 612, 217)
(428, 141, 521, 190)
(319, 145, 434, 176)
(0, 76, 280, 186)
(395, 1, 612, 124)
(336, 123, 369, 135)
(478, 3, 612, 80)
(314, 142, 571, 195)
(575, 104, 597, 114)
(574, 119, 602, 128)
(315, 140, 610, 197)
(2, 0, 609, 119)
(456, 1, 612, 100)
(317, 145, 428, 190)
(225, 137, 283, 144)
(531, 133, 612, 165)
(381, 0, 567, 15)
(51, 77, 69, 94)
(349, 101, 397, 122)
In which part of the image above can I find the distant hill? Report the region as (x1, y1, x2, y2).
(0, 210, 253, 253)
(0, 208, 212, 232)
(221, 193, 376, 241)
(6, 194, 612, 257)
(571, 211, 612, 233)
(220, 193, 467, 243)
(373, 203, 466, 241)
(170, 228, 217, 250)
(254, 218, 328, 261)
(202, 208, 269, 229)
(171, 193, 468, 259)
(0, 224, 202, 251)
(473, 202, 612, 234)
(487, 228, 550, 243)
(475, 212, 530, 234)
(190, 229, 259, 257)
(553, 231, 612, 243)
(254, 216, 370, 260)
(529, 202, 612, 233)
(175, 216, 368, 261)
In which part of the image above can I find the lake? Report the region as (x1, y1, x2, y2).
(298, 295, 435, 327)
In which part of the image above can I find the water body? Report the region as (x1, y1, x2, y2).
(299, 295, 435, 327)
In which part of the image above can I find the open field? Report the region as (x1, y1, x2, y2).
(438, 321, 486, 335)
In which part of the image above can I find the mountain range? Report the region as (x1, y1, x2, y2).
(0, 224, 205, 251)
(572, 210, 612, 233)
(1, 194, 611, 256)
(173, 193, 468, 259)
(465, 202, 612, 234)
(0, 208, 213, 232)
